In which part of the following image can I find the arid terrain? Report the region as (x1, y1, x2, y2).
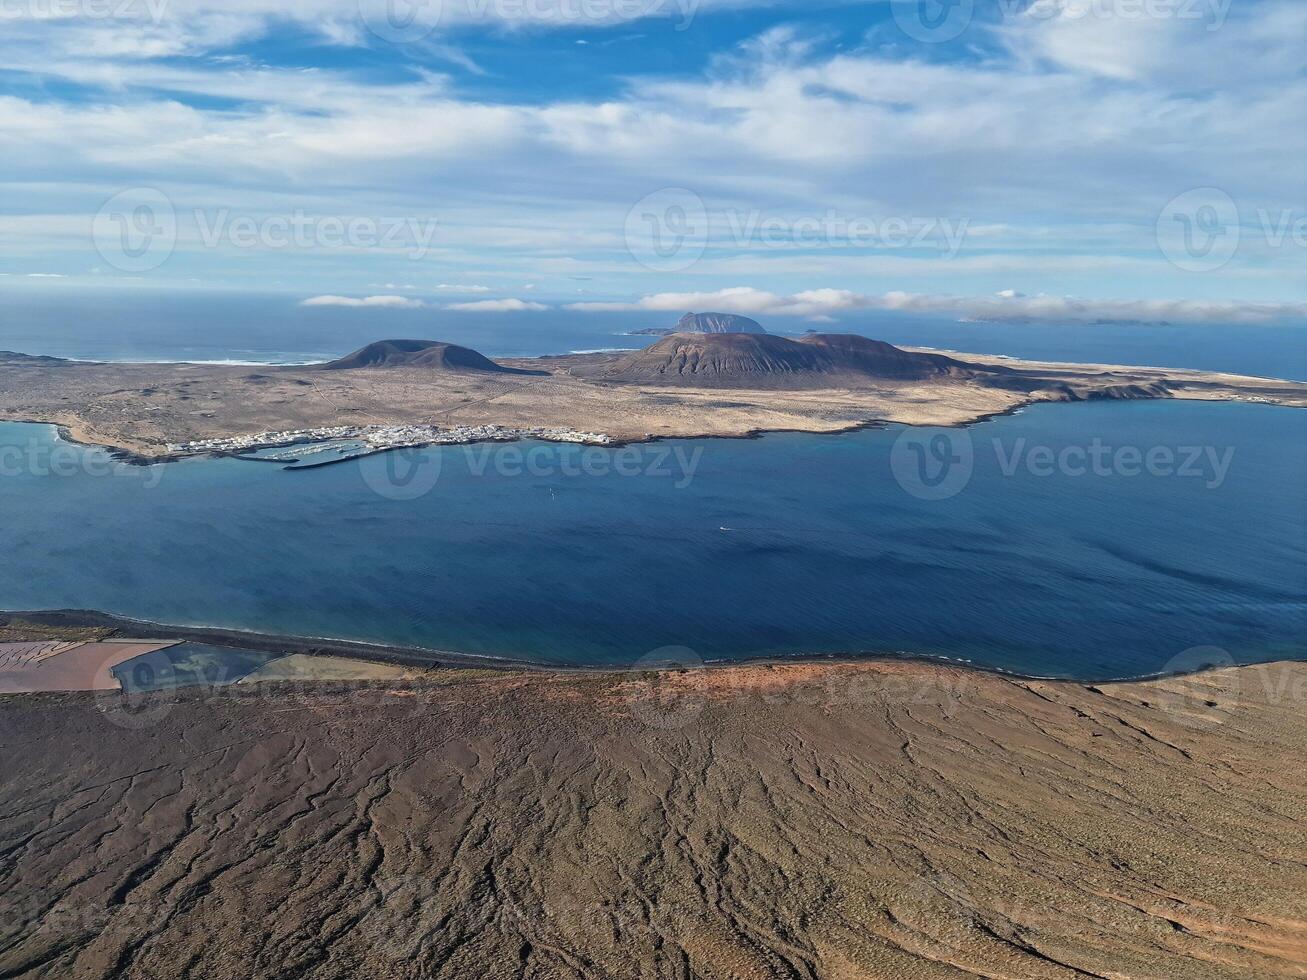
(1, 656, 1305, 979)
(1, 338, 1303, 459)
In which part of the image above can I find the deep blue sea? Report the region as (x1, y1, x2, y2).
(1, 401, 1302, 678)
(2, 288, 1305, 379)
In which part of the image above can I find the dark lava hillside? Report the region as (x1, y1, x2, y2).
(319, 340, 543, 374)
(593, 332, 981, 386)
(1, 661, 1303, 978)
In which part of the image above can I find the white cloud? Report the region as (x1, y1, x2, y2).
(445, 298, 548, 312)
(2, 2, 1303, 309)
(436, 283, 491, 292)
(568, 287, 1307, 324)
(300, 294, 425, 308)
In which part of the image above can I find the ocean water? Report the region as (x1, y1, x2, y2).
(2, 288, 1305, 379)
(1, 401, 1302, 678)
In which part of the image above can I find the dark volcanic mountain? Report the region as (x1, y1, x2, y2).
(796, 333, 974, 379)
(597, 332, 979, 386)
(319, 339, 541, 374)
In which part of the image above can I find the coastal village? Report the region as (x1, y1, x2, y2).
(169, 423, 613, 465)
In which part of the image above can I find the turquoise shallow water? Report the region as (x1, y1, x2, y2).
(1, 400, 1303, 678)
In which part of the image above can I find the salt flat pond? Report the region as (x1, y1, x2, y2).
(1, 400, 1302, 678)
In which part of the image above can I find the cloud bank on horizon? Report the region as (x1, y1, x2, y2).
(1, 0, 1303, 324)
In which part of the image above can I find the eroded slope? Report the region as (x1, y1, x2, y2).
(1, 660, 1304, 978)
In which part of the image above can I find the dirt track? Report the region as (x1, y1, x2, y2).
(2, 660, 1305, 978)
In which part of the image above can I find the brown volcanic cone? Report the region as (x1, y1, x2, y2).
(614, 333, 831, 380)
(597, 332, 978, 386)
(796, 333, 975, 379)
(319, 339, 542, 374)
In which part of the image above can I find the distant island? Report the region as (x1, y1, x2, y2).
(629, 311, 766, 336)
(0, 326, 1302, 461)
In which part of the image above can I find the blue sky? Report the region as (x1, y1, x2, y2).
(1, 0, 1304, 324)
